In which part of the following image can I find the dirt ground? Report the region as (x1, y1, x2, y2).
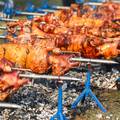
(73, 89, 120, 120)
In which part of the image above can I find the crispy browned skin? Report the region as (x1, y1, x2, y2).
(0, 42, 79, 75)
(0, 59, 29, 101)
(0, 71, 29, 101)
(97, 41, 120, 59)
(0, 72, 29, 91)
(0, 44, 28, 67)
(5, 2, 120, 59)
(1, 2, 120, 101)
(49, 54, 79, 76)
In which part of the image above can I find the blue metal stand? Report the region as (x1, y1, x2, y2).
(25, 2, 36, 20)
(50, 83, 68, 120)
(116, 78, 120, 90)
(75, 0, 106, 3)
(71, 65, 107, 113)
(3, 0, 14, 18)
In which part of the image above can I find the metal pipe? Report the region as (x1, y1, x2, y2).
(61, 51, 80, 54)
(12, 67, 32, 72)
(0, 26, 7, 30)
(84, 2, 102, 6)
(0, 18, 18, 22)
(39, 9, 57, 13)
(19, 74, 82, 82)
(0, 35, 50, 40)
(15, 11, 46, 16)
(84, 1, 120, 6)
(104, 38, 120, 43)
(0, 26, 21, 31)
(0, 35, 6, 39)
(51, 5, 70, 10)
(112, 0, 120, 3)
(71, 57, 119, 64)
(0, 102, 22, 109)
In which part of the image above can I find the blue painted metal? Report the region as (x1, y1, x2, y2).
(50, 84, 68, 120)
(36, 0, 50, 13)
(3, 0, 14, 18)
(2, 0, 49, 19)
(90, 0, 106, 2)
(75, 0, 84, 3)
(116, 77, 120, 90)
(40, 0, 49, 9)
(75, 0, 106, 3)
(71, 64, 107, 113)
(117, 78, 120, 82)
(75, 0, 106, 9)
(25, 2, 36, 19)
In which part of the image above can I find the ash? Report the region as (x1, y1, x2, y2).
(0, 67, 119, 120)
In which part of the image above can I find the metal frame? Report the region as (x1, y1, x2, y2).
(50, 83, 68, 120)
(71, 64, 107, 112)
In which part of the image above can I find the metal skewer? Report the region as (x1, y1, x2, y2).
(112, 0, 120, 3)
(0, 18, 18, 22)
(0, 35, 50, 40)
(104, 38, 120, 42)
(84, 2, 102, 6)
(19, 73, 82, 82)
(0, 26, 21, 31)
(37, 9, 57, 13)
(84, 1, 120, 6)
(0, 102, 22, 109)
(15, 11, 46, 16)
(0, 35, 6, 39)
(61, 51, 80, 54)
(12, 67, 32, 72)
(0, 26, 7, 30)
(51, 5, 70, 10)
(71, 57, 119, 64)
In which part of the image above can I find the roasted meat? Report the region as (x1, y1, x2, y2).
(0, 42, 79, 75)
(0, 59, 29, 101)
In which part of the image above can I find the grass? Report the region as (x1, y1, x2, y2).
(0, 0, 63, 8)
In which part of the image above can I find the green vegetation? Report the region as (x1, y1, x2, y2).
(0, 0, 63, 8)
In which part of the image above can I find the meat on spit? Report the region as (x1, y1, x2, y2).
(0, 38, 79, 101)
(0, 42, 79, 75)
(0, 59, 29, 101)
(0, 2, 120, 102)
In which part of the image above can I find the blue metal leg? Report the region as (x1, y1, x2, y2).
(71, 69, 107, 113)
(89, 89, 107, 112)
(71, 89, 86, 109)
(50, 84, 68, 120)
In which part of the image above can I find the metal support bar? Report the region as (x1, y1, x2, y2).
(0, 35, 6, 39)
(0, 18, 18, 22)
(0, 26, 7, 30)
(0, 102, 22, 109)
(0, 35, 48, 39)
(50, 83, 68, 120)
(84, 2, 102, 6)
(12, 67, 32, 72)
(112, 0, 120, 3)
(71, 66, 107, 112)
(37, 9, 57, 13)
(71, 58, 119, 64)
(0, 26, 21, 31)
(51, 5, 70, 10)
(19, 73, 82, 82)
(15, 11, 46, 16)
